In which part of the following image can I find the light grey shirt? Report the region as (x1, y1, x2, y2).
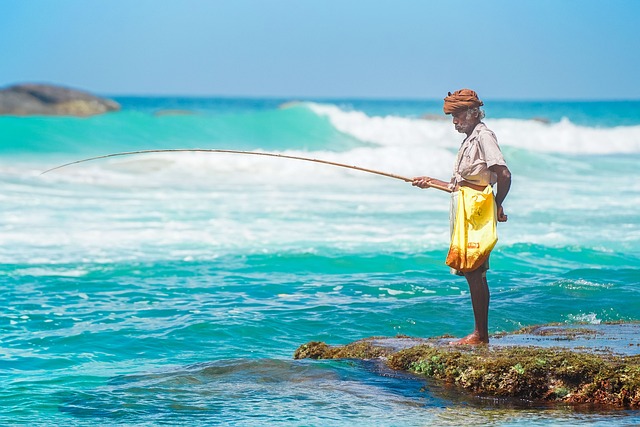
(450, 122, 506, 188)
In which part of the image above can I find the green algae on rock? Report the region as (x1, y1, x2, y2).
(294, 338, 397, 360)
(294, 325, 640, 409)
(389, 345, 640, 407)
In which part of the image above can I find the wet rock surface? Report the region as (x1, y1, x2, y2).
(294, 323, 640, 408)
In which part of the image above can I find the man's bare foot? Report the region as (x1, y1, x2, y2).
(449, 332, 488, 346)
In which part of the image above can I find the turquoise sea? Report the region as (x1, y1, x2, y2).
(1, 97, 639, 426)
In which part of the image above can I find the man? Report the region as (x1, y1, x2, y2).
(412, 89, 511, 345)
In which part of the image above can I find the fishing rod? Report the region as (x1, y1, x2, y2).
(41, 149, 452, 193)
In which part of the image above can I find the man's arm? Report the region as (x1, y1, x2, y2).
(490, 164, 511, 222)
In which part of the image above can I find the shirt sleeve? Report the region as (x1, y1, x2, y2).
(478, 130, 507, 168)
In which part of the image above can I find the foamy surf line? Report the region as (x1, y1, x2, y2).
(305, 102, 640, 154)
(36, 147, 455, 188)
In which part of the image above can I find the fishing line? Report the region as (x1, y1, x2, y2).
(41, 148, 451, 192)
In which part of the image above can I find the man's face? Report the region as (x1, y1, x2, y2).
(451, 110, 477, 135)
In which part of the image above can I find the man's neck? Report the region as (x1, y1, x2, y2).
(465, 121, 482, 137)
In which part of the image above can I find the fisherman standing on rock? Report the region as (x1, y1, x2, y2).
(413, 89, 512, 345)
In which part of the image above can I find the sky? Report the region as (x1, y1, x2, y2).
(1, 0, 639, 100)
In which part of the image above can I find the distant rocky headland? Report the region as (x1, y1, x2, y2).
(0, 83, 120, 117)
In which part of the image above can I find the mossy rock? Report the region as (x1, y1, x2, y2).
(294, 324, 640, 408)
(294, 338, 396, 360)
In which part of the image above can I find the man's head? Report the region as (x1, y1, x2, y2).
(443, 89, 485, 135)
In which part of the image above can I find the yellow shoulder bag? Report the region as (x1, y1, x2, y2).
(446, 185, 498, 272)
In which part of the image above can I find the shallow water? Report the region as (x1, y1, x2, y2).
(1, 98, 639, 425)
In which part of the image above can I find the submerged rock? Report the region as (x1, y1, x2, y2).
(0, 83, 120, 116)
(294, 323, 640, 408)
(153, 109, 197, 117)
(278, 101, 302, 109)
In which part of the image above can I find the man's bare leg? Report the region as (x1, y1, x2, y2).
(450, 268, 490, 345)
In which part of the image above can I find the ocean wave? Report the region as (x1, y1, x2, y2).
(0, 105, 364, 157)
(0, 101, 638, 194)
(3, 101, 640, 167)
(305, 102, 640, 155)
(2, 101, 639, 269)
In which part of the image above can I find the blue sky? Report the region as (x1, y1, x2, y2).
(1, 0, 639, 99)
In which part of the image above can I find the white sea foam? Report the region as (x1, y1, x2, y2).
(566, 312, 602, 324)
(26, 102, 639, 192)
(2, 102, 639, 265)
(308, 102, 640, 155)
(491, 118, 640, 154)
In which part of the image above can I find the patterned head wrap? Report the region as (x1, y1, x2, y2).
(443, 89, 483, 115)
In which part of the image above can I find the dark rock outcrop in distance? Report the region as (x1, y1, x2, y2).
(0, 83, 121, 117)
(295, 323, 640, 409)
